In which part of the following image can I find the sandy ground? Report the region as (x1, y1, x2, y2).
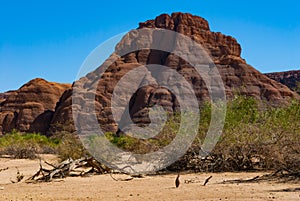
(0, 155, 299, 201)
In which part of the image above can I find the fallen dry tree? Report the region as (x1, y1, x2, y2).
(26, 157, 110, 182)
(222, 168, 300, 184)
(26, 157, 145, 183)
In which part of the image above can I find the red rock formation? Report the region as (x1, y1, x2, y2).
(0, 78, 71, 135)
(265, 70, 300, 93)
(0, 92, 10, 105)
(139, 13, 242, 62)
(48, 88, 74, 135)
(1, 13, 297, 136)
(49, 12, 298, 135)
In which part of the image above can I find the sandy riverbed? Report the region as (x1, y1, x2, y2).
(0, 155, 299, 201)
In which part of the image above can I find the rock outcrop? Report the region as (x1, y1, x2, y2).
(265, 70, 300, 94)
(1, 13, 298, 136)
(0, 92, 9, 105)
(49, 12, 298, 135)
(0, 78, 71, 135)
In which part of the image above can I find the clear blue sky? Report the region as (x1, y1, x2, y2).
(0, 0, 299, 92)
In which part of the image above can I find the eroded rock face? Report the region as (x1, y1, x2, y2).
(49, 12, 298, 135)
(265, 70, 300, 93)
(48, 88, 74, 135)
(0, 92, 10, 105)
(2, 13, 295, 136)
(0, 78, 71, 135)
(139, 13, 242, 62)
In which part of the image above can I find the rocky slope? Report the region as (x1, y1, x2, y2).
(49, 12, 298, 135)
(0, 92, 9, 105)
(1, 13, 298, 136)
(265, 70, 300, 93)
(0, 78, 71, 135)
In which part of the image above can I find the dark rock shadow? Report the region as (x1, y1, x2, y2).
(29, 110, 54, 135)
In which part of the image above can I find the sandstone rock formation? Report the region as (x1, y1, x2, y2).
(48, 88, 73, 134)
(0, 78, 71, 135)
(49, 12, 298, 135)
(265, 70, 300, 94)
(1, 13, 298, 136)
(0, 92, 9, 105)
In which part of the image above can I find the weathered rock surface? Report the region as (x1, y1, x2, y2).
(48, 88, 74, 134)
(1, 13, 298, 136)
(0, 92, 10, 105)
(265, 70, 300, 94)
(49, 12, 298, 135)
(0, 78, 71, 135)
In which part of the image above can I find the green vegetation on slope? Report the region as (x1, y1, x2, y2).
(105, 96, 300, 172)
(178, 96, 300, 172)
(0, 96, 299, 172)
(0, 130, 59, 159)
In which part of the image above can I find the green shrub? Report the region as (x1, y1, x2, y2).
(199, 97, 300, 172)
(0, 130, 59, 159)
(1, 96, 299, 172)
(51, 131, 88, 161)
(103, 114, 181, 154)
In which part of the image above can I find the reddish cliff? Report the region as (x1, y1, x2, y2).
(265, 70, 300, 93)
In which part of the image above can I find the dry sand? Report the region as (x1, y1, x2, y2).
(0, 155, 299, 201)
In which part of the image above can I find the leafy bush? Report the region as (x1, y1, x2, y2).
(0, 130, 59, 159)
(0, 129, 87, 161)
(174, 97, 300, 172)
(104, 114, 180, 154)
(53, 131, 88, 161)
(100, 96, 300, 172)
(217, 98, 299, 171)
(49, 122, 89, 161)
